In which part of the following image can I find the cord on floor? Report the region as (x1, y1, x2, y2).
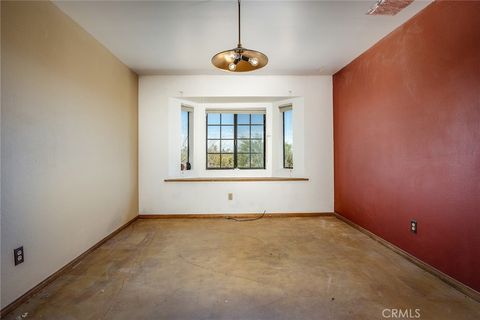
(225, 210, 266, 222)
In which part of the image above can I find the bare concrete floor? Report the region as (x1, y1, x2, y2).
(5, 217, 480, 320)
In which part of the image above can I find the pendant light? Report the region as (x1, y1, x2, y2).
(211, 0, 268, 72)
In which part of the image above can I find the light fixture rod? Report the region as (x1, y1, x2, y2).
(237, 0, 241, 47)
(211, 0, 267, 72)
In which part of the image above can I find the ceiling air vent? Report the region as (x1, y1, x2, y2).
(367, 0, 414, 15)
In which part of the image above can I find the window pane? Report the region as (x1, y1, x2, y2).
(207, 126, 220, 139)
(221, 113, 234, 125)
(207, 154, 220, 168)
(207, 113, 220, 125)
(207, 140, 220, 153)
(251, 139, 263, 153)
(283, 109, 293, 168)
(251, 154, 264, 168)
(237, 154, 250, 168)
(221, 125, 234, 139)
(221, 154, 234, 168)
(251, 114, 264, 124)
(181, 148, 188, 165)
(221, 140, 234, 153)
(237, 125, 250, 138)
(181, 111, 189, 165)
(237, 114, 250, 124)
(206, 112, 266, 170)
(284, 144, 293, 168)
(251, 125, 264, 139)
(237, 140, 250, 153)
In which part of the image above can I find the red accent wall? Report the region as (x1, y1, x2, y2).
(333, 1, 480, 291)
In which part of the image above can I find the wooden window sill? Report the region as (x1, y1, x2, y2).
(164, 177, 309, 182)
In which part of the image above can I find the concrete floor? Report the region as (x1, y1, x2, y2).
(5, 217, 480, 320)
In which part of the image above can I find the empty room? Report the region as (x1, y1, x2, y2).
(1, 0, 479, 319)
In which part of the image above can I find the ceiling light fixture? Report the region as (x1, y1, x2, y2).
(211, 0, 268, 72)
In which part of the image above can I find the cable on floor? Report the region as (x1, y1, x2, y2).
(225, 210, 266, 222)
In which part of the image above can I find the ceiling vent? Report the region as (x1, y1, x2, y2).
(367, 0, 414, 15)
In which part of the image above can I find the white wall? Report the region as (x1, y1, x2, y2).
(1, 1, 138, 308)
(139, 75, 333, 214)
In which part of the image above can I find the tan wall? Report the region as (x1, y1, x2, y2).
(1, 1, 138, 308)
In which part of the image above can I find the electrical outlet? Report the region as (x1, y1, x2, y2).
(410, 220, 417, 234)
(228, 193, 233, 200)
(14, 246, 24, 265)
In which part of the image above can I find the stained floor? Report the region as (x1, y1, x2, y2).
(5, 217, 480, 320)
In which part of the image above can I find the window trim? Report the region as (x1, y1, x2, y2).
(205, 113, 266, 170)
(281, 105, 293, 169)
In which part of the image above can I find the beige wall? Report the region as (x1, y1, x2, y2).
(1, 1, 138, 308)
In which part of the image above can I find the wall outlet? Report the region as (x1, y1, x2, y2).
(14, 246, 24, 265)
(228, 193, 233, 200)
(410, 220, 417, 234)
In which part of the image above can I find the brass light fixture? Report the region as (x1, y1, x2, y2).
(211, 0, 268, 72)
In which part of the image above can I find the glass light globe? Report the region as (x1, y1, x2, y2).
(248, 57, 259, 66)
(228, 52, 240, 61)
(228, 63, 237, 71)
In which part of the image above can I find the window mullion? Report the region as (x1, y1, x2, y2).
(249, 114, 252, 168)
(234, 114, 238, 168)
(219, 116, 222, 168)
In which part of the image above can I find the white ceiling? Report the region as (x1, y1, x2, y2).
(54, 0, 431, 75)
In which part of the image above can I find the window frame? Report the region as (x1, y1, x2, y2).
(281, 106, 293, 169)
(206, 113, 266, 170)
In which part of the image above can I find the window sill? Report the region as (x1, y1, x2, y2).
(164, 177, 309, 182)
